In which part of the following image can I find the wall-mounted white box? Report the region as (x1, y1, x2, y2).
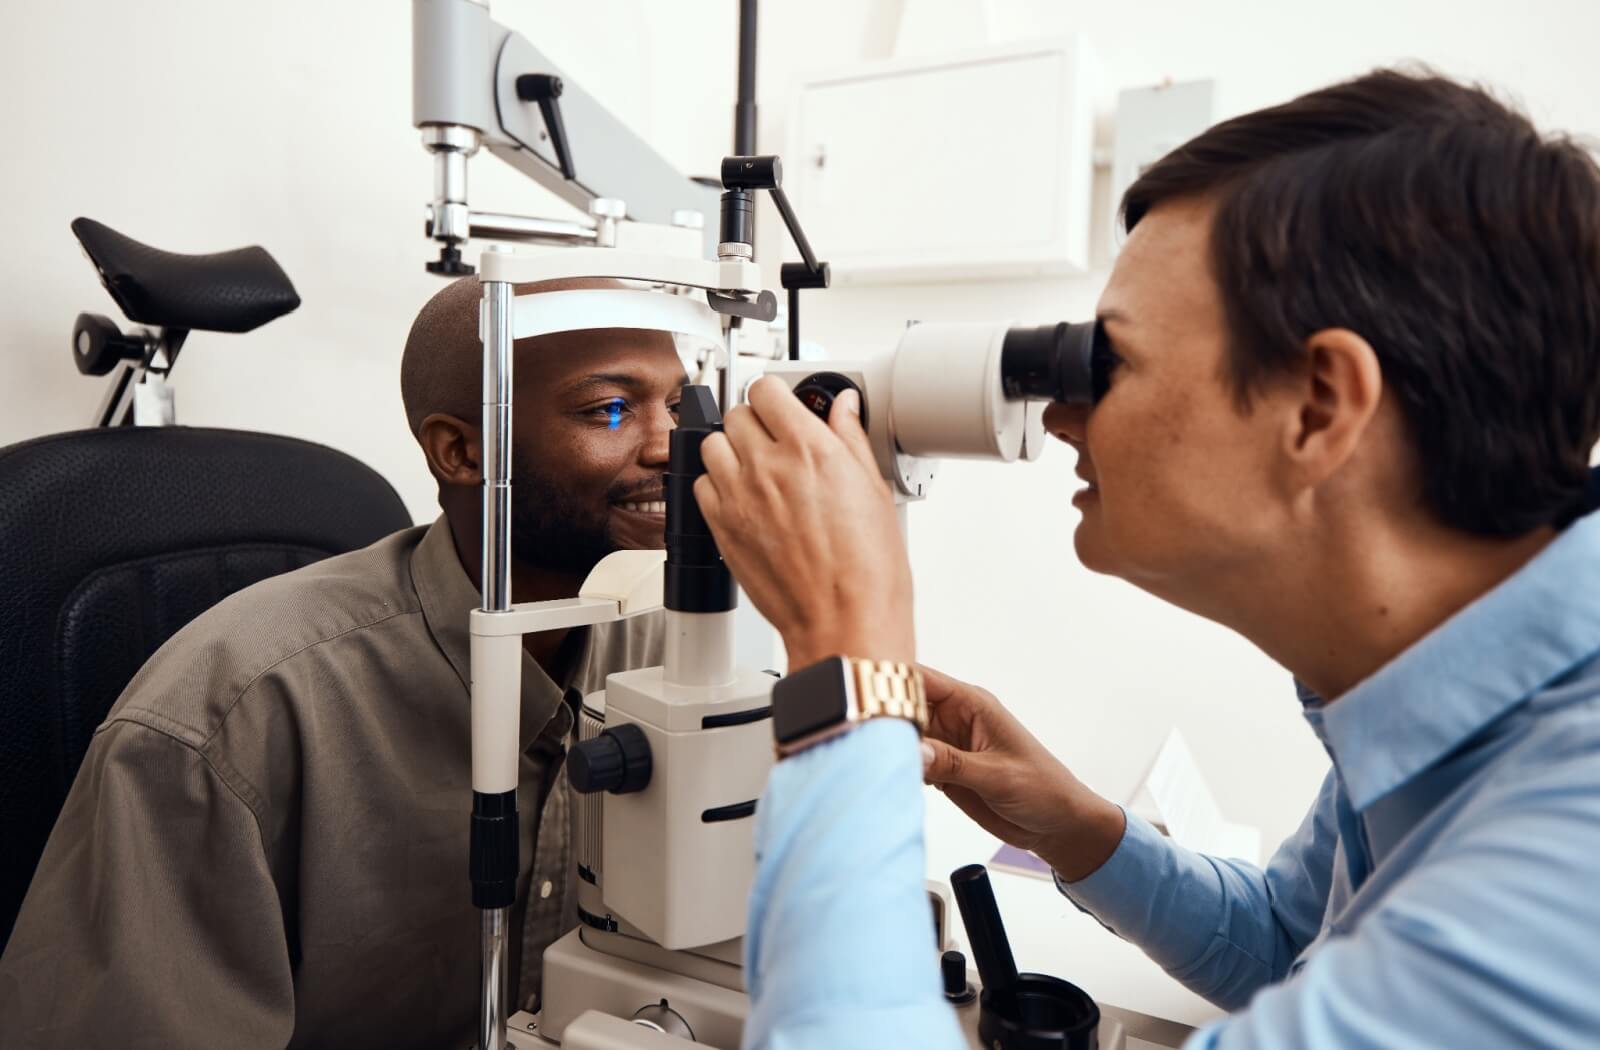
(1110, 79, 1217, 252)
(789, 37, 1096, 285)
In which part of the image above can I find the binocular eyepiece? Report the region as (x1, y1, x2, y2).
(771, 316, 1108, 486)
(999, 320, 1109, 407)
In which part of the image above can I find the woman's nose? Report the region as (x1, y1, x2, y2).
(1042, 402, 1089, 446)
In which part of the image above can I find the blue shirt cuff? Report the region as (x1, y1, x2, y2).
(1052, 808, 1222, 973)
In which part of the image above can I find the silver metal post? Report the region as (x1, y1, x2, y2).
(479, 908, 510, 1050)
(719, 324, 739, 412)
(478, 278, 514, 1050)
(466, 211, 599, 246)
(482, 280, 514, 612)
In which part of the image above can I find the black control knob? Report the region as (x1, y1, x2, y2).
(516, 73, 575, 181)
(791, 371, 868, 430)
(425, 245, 474, 277)
(942, 949, 976, 1005)
(567, 723, 652, 795)
(71, 312, 147, 376)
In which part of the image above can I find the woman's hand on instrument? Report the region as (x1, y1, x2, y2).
(694, 376, 915, 669)
(920, 665, 1124, 881)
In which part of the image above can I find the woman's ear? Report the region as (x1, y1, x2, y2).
(1285, 327, 1384, 488)
(417, 413, 483, 487)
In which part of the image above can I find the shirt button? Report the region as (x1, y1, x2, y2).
(540, 880, 554, 899)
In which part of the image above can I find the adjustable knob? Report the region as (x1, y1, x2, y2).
(72, 313, 147, 376)
(515, 72, 575, 180)
(567, 723, 652, 795)
(942, 949, 976, 1005)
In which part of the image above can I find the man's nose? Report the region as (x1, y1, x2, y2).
(640, 407, 674, 466)
(1042, 402, 1089, 446)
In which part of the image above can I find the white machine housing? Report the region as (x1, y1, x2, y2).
(761, 321, 1050, 502)
(601, 661, 775, 950)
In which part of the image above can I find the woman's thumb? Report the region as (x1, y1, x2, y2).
(922, 737, 986, 790)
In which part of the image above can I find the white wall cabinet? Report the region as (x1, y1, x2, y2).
(789, 38, 1096, 284)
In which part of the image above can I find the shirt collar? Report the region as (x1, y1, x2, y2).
(1303, 511, 1600, 812)
(410, 515, 575, 750)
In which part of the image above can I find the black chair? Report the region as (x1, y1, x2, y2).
(0, 426, 411, 947)
(2, 219, 414, 948)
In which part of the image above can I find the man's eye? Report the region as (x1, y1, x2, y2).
(667, 401, 682, 420)
(588, 398, 630, 429)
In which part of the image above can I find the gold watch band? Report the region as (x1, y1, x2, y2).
(773, 656, 931, 757)
(845, 658, 930, 734)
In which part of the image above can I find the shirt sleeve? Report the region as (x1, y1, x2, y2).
(742, 718, 965, 1050)
(0, 718, 295, 1047)
(1183, 756, 1600, 1049)
(1056, 771, 1340, 1011)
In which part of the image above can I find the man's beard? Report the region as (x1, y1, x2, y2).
(509, 456, 617, 577)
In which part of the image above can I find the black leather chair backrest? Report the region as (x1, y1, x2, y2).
(0, 427, 411, 946)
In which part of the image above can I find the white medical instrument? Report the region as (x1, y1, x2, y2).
(411, 4, 1168, 1048)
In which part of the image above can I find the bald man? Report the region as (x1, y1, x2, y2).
(0, 278, 682, 1048)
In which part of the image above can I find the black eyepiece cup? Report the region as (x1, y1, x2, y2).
(999, 322, 1100, 405)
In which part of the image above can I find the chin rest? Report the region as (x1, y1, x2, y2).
(70, 217, 301, 334)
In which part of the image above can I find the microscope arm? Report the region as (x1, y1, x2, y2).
(412, 0, 720, 262)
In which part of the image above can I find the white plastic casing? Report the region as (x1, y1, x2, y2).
(761, 321, 1046, 500)
(599, 665, 775, 950)
(890, 321, 1028, 460)
(469, 632, 524, 794)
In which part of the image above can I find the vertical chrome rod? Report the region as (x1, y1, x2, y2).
(482, 280, 514, 612)
(478, 278, 514, 1050)
(479, 908, 509, 1050)
(718, 324, 739, 412)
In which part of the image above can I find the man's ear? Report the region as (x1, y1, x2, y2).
(1284, 328, 1384, 488)
(417, 413, 483, 487)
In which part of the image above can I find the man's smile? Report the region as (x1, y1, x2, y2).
(609, 483, 668, 548)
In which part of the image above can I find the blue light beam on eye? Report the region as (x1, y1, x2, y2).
(607, 399, 623, 430)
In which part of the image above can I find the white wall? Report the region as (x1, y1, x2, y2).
(4, 0, 1598, 897)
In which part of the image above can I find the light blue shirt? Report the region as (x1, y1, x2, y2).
(743, 511, 1600, 1049)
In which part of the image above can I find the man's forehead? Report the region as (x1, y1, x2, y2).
(1099, 197, 1220, 326)
(515, 326, 684, 387)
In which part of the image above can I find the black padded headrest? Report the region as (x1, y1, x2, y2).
(0, 427, 411, 947)
(71, 217, 302, 333)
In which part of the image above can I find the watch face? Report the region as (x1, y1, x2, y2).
(773, 657, 850, 746)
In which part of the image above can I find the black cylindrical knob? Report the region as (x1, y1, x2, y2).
(942, 949, 976, 1004)
(72, 312, 146, 376)
(792, 371, 869, 430)
(568, 723, 652, 795)
(951, 864, 1020, 1003)
(470, 789, 519, 908)
(719, 190, 755, 249)
(720, 154, 783, 189)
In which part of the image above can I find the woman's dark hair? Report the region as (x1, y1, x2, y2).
(1123, 69, 1600, 536)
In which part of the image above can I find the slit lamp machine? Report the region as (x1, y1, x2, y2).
(409, 3, 1143, 1048)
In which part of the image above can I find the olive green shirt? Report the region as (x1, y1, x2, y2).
(0, 519, 663, 1048)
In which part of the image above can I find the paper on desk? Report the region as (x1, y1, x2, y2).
(1128, 729, 1260, 864)
(989, 842, 1055, 880)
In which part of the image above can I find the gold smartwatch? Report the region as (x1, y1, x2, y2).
(772, 656, 929, 757)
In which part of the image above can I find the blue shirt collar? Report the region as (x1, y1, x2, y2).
(1299, 511, 1600, 812)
